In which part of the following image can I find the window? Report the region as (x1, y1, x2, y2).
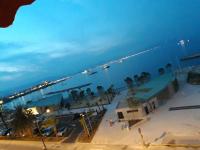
(117, 112, 124, 119)
(127, 109, 138, 113)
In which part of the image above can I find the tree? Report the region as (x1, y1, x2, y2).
(11, 106, 35, 137)
(98, 98, 105, 110)
(134, 74, 139, 86)
(95, 102, 101, 112)
(86, 102, 91, 111)
(137, 72, 151, 85)
(0, 111, 8, 129)
(70, 90, 79, 102)
(0, 102, 8, 129)
(165, 63, 172, 72)
(107, 84, 115, 98)
(158, 68, 165, 75)
(79, 90, 85, 100)
(140, 72, 151, 83)
(65, 102, 71, 110)
(86, 88, 92, 97)
(91, 92, 95, 97)
(124, 76, 133, 88)
(97, 86, 105, 101)
(60, 96, 65, 109)
(104, 91, 111, 104)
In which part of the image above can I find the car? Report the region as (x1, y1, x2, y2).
(0, 128, 12, 136)
(42, 126, 54, 137)
(57, 126, 74, 137)
(56, 127, 68, 137)
(0, 130, 4, 136)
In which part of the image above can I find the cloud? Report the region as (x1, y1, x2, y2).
(0, 63, 38, 73)
(0, 34, 126, 60)
(0, 72, 23, 81)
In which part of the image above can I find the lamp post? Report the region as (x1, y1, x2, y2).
(0, 100, 8, 129)
(80, 113, 90, 137)
(35, 120, 47, 150)
(138, 128, 147, 148)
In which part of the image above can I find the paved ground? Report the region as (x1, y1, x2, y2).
(0, 140, 200, 150)
(64, 121, 82, 143)
(92, 73, 200, 145)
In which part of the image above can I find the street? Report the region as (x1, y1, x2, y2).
(0, 140, 200, 150)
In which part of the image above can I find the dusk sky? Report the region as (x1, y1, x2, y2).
(1, 0, 200, 95)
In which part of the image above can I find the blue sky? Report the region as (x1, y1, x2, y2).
(1, 0, 200, 95)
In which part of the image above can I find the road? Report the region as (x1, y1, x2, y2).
(0, 140, 200, 150)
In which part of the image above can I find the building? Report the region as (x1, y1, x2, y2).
(26, 94, 63, 115)
(116, 73, 179, 122)
(187, 67, 200, 85)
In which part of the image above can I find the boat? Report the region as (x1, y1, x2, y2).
(102, 64, 110, 70)
(88, 71, 98, 76)
(82, 69, 97, 75)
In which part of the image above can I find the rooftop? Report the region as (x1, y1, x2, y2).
(116, 97, 140, 109)
(134, 73, 175, 102)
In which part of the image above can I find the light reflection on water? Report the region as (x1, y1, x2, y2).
(7, 41, 200, 107)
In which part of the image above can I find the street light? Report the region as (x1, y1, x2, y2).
(0, 100, 8, 129)
(46, 109, 50, 113)
(80, 113, 91, 137)
(35, 120, 47, 150)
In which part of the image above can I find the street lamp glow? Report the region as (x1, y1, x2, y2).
(46, 109, 50, 113)
(0, 100, 3, 105)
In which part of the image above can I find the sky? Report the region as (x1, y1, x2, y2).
(1, 0, 200, 95)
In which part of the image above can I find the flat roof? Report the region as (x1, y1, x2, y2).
(134, 73, 175, 102)
(116, 97, 140, 109)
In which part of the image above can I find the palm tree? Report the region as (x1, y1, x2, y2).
(137, 72, 149, 85)
(65, 102, 71, 110)
(133, 74, 139, 86)
(107, 84, 115, 98)
(91, 92, 95, 97)
(95, 102, 101, 112)
(11, 106, 36, 137)
(79, 90, 85, 100)
(86, 88, 92, 99)
(86, 102, 91, 111)
(0, 111, 8, 129)
(70, 90, 79, 102)
(141, 72, 151, 83)
(165, 63, 172, 72)
(104, 91, 111, 104)
(97, 86, 105, 101)
(59, 96, 65, 109)
(98, 98, 105, 110)
(124, 76, 134, 90)
(158, 68, 165, 75)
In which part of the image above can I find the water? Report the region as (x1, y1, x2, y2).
(4, 41, 200, 109)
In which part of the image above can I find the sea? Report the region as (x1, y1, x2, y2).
(4, 40, 200, 109)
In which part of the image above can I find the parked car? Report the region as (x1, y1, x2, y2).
(42, 126, 54, 137)
(0, 128, 12, 136)
(56, 126, 74, 137)
(0, 129, 4, 136)
(56, 127, 67, 137)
